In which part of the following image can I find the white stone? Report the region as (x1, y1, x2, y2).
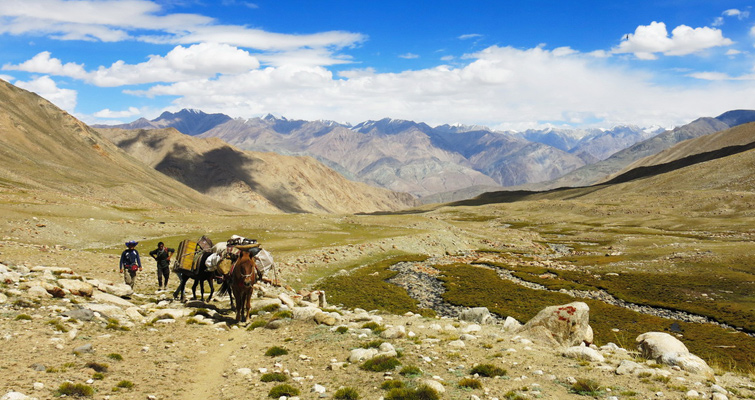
(380, 325, 406, 339)
(563, 346, 605, 362)
(516, 302, 592, 347)
(348, 348, 378, 363)
(711, 393, 728, 400)
(448, 340, 465, 348)
(422, 379, 445, 394)
(685, 390, 699, 398)
(311, 384, 326, 394)
(462, 324, 481, 333)
(236, 368, 252, 375)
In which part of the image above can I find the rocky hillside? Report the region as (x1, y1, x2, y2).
(0, 249, 752, 400)
(528, 110, 755, 190)
(0, 79, 232, 213)
(97, 127, 419, 214)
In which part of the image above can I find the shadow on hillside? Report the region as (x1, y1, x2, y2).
(155, 145, 308, 213)
(603, 142, 755, 185)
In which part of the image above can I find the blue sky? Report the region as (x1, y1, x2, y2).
(1, 0, 754, 130)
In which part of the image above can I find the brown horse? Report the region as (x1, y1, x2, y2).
(231, 249, 257, 323)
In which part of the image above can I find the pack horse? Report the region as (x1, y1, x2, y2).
(230, 246, 258, 323)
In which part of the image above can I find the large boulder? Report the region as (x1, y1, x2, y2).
(516, 302, 593, 347)
(636, 332, 714, 378)
(57, 279, 93, 297)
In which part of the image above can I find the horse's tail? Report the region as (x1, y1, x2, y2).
(218, 276, 231, 297)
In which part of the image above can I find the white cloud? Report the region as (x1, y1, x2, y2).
(723, 9, 749, 19)
(459, 33, 483, 40)
(0, 0, 365, 66)
(13, 75, 77, 111)
(399, 53, 419, 59)
(613, 21, 733, 59)
(4, 43, 261, 86)
(119, 45, 755, 130)
(93, 106, 141, 118)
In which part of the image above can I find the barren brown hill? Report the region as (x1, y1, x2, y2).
(97, 128, 419, 214)
(604, 122, 755, 184)
(0, 79, 234, 213)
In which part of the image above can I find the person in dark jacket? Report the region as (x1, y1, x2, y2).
(149, 241, 175, 291)
(119, 240, 142, 289)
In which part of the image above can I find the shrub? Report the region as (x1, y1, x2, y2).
(265, 346, 289, 357)
(268, 384, 299, 398)
(260, 372, 288, 382)
(470, 364, 507, 377)
(503, 390, 528, 400)
(570, 378, 602, 396)
(360, 355, 401, 372)
(47, 319, 68, 332)
(106, 353, 123, 361)
(116, 380, 134, 389)
(56, 382, 94, 397)
(247, 319, 267, 330)
(361, 340, 384, 349)
(336, 326, 349, 334)
(399, 365, 422, 377)
(92, 372, 105, 380)
(384, 384, 440, 400)
(262, 303, 281, 312)
(271, 310, 292, 320)
(85, 362, 108, 372)
(381, 380, 405, 390)
(458, 378, 482, 389)
(334, 387, 360, 399)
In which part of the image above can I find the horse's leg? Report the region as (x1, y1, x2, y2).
(173, 273, 188, 301)
(244, 288, 252, 322)
(191, 278, 199, 300)
(207, 277, 214, 302)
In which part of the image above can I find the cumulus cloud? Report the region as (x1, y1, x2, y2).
(118, 44, 755, 129)
(93, 106, 141, 118)
(13, 75, 77, 111)
(613, 21, 733, 59)
(0, 0, 365, 65)
(4, 43, 261, 86)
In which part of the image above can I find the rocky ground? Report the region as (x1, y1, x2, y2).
(1, 241, 755, 400)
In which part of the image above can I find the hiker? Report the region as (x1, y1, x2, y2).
(119, 240, 142, 289)
(149, 241, 175, 291)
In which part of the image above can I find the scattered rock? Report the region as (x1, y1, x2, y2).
(459, 307, 492, 324)
(636, 332, 714, 378)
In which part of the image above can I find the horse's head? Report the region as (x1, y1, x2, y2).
(236, 250, 257, 288)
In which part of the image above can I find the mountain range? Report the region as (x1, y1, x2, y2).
(0, 79, 416, 215)
(100, 110, 669, 199)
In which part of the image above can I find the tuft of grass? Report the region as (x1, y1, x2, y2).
(115, 380, 134, 389)
(334, 387, 360, 400)
(570, 378, 602, 396)
(106, 353, 123, 361)
(470, 364, 507, 377)
(399, 365, 423, 377)
(261, 303, 281, 312)
(270, 310, 293, 320)
(458, 378, 483, 389)
(503, 390, 528, 400)
(247, 319, 266, 330)
(265, 346, 289, 357)
(361, 340, 384, 349)
(260, 372, 288, 382)
(56, 382, 94, 397)
(381, 380, 405, 390)
(336, 326, 349, 334)
(360, 355, 401, 372)
(92, 372, 105, 380)
(361, 321, 386, 334)
(85, 362, 108, 373)
(47, 319, 68, 332)
(384, 384, 440, 400)
(268, 384, 299, 398)
(14, 314, 32, 321)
